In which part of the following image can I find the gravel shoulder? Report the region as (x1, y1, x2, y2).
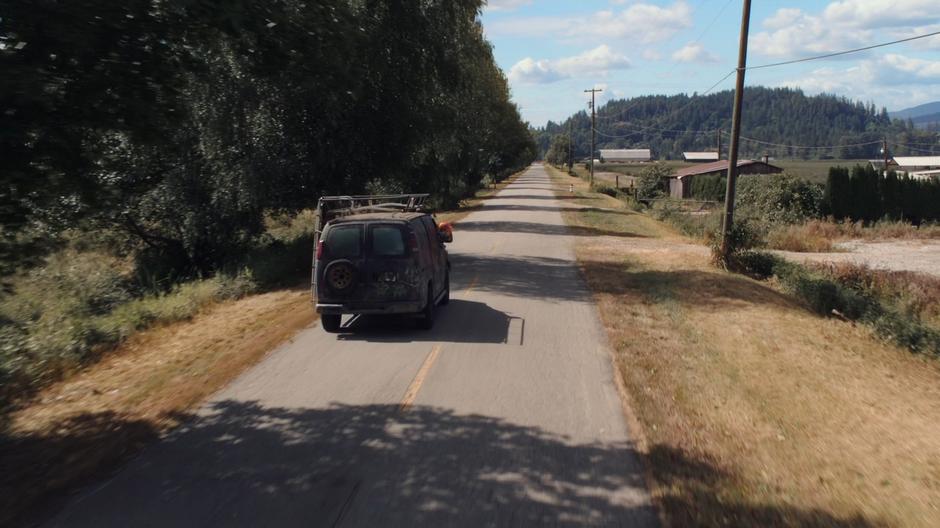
(774, 239, 940, 277)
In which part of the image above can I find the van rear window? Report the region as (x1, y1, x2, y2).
(325, 225, 361, 258)
(371, 225, 406, 257)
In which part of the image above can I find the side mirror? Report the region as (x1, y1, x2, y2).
(437, 222, 453, 243)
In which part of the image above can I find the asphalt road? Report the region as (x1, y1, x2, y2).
(48, 164, 656, 527)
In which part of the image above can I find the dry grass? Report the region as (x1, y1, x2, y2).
(766, 220, 940, 252)
(1, 287, 315, 525)
(549, 168, 940, 527)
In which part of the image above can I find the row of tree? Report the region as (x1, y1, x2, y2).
(1, 0, 536, 278)
(533, 87, 939, 162)
(824, 166, 940, 224)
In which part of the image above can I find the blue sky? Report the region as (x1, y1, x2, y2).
(479, 0, 940, 127)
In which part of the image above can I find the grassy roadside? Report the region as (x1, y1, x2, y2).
(0, 179, 507, 525)
(546, 164, 940, 528)
(1, 288, 316, 525)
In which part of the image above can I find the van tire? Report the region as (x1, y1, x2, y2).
(418, 285, 435, 330)
(321, 313, 341, 333)
(440, 273, 450, 305)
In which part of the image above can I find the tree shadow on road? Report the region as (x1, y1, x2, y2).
(456, 220, 648, 238)
(449, 253, 594, 303)
(455, 203, 635, 216)
(5, 402, 886, 527)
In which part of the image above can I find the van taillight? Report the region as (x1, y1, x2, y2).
(407, 232, 419, 253)
(316, 240, 325, 259)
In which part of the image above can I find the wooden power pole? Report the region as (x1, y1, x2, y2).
(719, 0, 752, 263)
(568, 120, 573, 171)
(882, 137, 889, 176)
(584, 88, 603, 187)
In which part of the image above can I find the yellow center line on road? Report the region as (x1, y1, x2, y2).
(398, 344, 443, 413)
(461, 239, 502, 300)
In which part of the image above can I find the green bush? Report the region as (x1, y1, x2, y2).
(734, 252, 940, 356)
(708, 217, 763, 266)
(736, 173, 824, 228)
(0, 262, 258, 410)
(732, 250, 777, 279)
(690, 173, 726, 201)
(636, 163, 672, 198)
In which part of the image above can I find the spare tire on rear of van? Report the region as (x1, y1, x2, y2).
(323, 259, 358, 295)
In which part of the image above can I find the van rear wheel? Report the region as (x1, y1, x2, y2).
(321, 313, 341, 333)
(418, 286, 435, 330)
(440, 273, 450, 305)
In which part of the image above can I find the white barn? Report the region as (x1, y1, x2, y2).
(599, 149, 652, 163)
(683, 151, 719, 162)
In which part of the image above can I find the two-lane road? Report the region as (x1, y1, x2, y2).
(50, 164, 656, 527)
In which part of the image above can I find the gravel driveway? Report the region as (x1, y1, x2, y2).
(773, 239, 940, 277)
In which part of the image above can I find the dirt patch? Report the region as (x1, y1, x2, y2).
(1, 288, 315, 525)
(548, 166, 940, 527)
(775, 239, 940, 278)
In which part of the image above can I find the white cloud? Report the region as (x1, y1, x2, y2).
(484, 0, 532, 12)
(778, 53, 940, 109)
(508, 58, 566, 84)
(643, 49, 663, 61)
(508, 45, 631, 84)
(752, 1, 940, 58)
(671, 42, 719, 63)
(487, 1, 692, 45)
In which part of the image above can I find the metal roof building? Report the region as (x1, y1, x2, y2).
(682, 151, 719, 162)
(892, 156, 940, 169)
(670, 160, 782, 199)
(599, 149, 651, 162)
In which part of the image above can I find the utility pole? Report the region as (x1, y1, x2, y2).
(584, 87, 603, 187)
(882, 137, 889, 176)
(717, 129, 722, 159)
(568, 120, 573, 171)
(719, 0, 751, 264)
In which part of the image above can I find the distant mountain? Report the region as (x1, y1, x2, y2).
(909, 112, 940, 129)
(533, 87, 906, 160)
(890, 101, 940, 120)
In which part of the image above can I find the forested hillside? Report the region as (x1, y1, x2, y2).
(1, 0, 535, 277)
(536, 87, 939, 162)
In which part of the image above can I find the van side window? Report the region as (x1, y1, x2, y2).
(325, 225, 361, 258)
(370, 225, 406, 257)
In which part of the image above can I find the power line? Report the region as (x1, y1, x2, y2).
(593, 0, 729, 124)
(747, 30, 940, 71)
(891, 142, 940, 154)
(592, 69, 735, 138)
(593, 124, 717, 139)
(733, 134, 883, 150)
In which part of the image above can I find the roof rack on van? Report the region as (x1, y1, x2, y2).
(315, 194, 430, 233)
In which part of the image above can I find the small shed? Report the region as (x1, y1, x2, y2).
(599, 149, 651, 163)
(669, 159, 783, 199)
(683, 151, 719, 162)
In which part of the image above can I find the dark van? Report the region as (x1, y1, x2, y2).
(312, 195, 452, 333)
